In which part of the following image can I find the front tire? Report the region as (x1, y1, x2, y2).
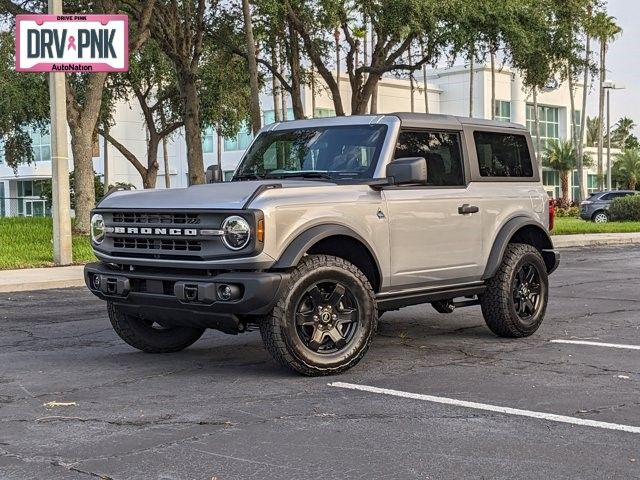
(260, 255, 377, 376)
(107, 302, 205, 353)
(480, 243, 548, 338)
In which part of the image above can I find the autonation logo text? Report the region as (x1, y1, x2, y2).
(16, 14, 128, 72)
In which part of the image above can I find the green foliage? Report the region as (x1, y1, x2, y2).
(0, 217, 94, 270)
(39, 172, 106, 209)
(552, 216, 640, 235)
(609, 194, 640, 221)
(0, 31, 50, 169)
(613, 149, 640, 191)
(543, 139, 578, 172)
(555, 206, 580, 218)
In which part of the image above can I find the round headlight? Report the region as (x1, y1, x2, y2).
(221, 216, 251, 250)
(91, 214, 105, 244)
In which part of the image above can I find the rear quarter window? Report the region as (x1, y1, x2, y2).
(474, 131, 534, 178)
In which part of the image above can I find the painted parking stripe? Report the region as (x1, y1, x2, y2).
(550, 339, 640, 351)
(328, 382, 640, 434)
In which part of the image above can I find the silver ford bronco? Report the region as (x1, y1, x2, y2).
(85, 113, 559, 376)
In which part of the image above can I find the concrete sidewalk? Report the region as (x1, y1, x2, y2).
(0, 265, 85, 293)
(1, 232, 639, 293)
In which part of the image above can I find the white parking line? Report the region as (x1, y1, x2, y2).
(328, 382, 640, 434)
(550, 339, 640, 351)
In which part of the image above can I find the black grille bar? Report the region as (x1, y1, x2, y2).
(112, 212, 201, 225)
(113, 237, 202, 252)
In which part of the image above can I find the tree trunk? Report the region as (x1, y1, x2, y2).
(533, 87, 542, 175)
(287, 24, 305, 119)
(70, 132, 96, 234)
(310, 66, 316, 117)
(597, 41, 606, 190)
(568, 69, 579, 202)
(242, 0, 261, 135)
(561, 170, 570, 203)
(408, 47, 415, 113)
(468, 47, 474, 117)
(143, 137, 160, 189)
(271, 42, 282, 122)
(422, 42, 429, 113)
(179, 70, 205, 185)
(578, 35, 590, 201)
(334, 29, 340, 92)
(490, 48, 496, 119)
(216, 125, 223, 181)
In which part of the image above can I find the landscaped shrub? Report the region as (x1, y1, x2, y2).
(555, 206, 580, 218)
(609, 194, 640, 221)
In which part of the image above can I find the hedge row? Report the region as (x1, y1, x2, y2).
(610, 195, 640, 221)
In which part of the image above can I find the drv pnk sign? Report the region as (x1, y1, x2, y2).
(16, 14, 128, 72)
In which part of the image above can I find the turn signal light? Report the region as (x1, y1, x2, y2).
(257, 219, 265, 242)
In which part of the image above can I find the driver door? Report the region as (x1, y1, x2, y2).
(383, 129, 484, 289)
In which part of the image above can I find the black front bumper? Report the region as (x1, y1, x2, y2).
(84, 262, 289, 334)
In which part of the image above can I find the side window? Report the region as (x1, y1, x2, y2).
(394, 130, 465, 186)
(474, 131, 534, 178)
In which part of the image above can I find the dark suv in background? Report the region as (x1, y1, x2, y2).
(580, 190, 638, 223)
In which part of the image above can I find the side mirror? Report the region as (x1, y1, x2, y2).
(386, 157, 428, 186)
(206, 165, 221, 183)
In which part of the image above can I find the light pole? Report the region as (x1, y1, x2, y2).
(602, 80, 625, 191)
(48, 0, 73, 265)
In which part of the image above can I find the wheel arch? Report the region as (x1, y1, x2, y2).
(271, 224, 382, 292)
(483, 216, 557, 280)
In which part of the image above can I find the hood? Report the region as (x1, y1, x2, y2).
(97, 180, 335, 210)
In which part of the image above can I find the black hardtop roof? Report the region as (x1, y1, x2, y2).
(391, 112, 525, 130)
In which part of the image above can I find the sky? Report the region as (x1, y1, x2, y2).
(587, 0, 640, 134)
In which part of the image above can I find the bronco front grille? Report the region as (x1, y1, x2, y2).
(112, 212, 200, 225)
(113, 237, 202, 252)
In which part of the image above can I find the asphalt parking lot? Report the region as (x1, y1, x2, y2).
(1, 245, 639, 480)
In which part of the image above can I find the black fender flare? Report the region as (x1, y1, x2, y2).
(272, 224, 382, 276)
(482, 216, 557, 279)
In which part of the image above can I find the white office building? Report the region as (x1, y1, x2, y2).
(0, 64, 604, 217)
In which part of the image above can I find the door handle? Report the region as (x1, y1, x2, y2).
(458, 204, 479, 215)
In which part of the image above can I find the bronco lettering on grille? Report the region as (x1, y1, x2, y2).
(113, 226, 198, 236)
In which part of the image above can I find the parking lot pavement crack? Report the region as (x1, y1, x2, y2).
(0, 446, 112, 479)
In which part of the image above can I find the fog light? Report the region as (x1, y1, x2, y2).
(92, 274, 101, 290)
(218, 284, 232, 301)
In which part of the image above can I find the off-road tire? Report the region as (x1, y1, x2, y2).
(107, 302, 205, 353)
(480, 243, 548, 338)
(260, 255, 377, 376)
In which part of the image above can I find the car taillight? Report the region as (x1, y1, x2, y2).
(548, 199, 555, 231)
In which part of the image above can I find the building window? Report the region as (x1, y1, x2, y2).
(494, 101, 511, 122)
(16, 180, 49, 217)
(224, 125, 253, 152)
(223, 170, 235, 181)
(30, 128, 51, 163)
(202, 128, 215, 154)
(474, 131, 534, 178)
(543, 170, 561, 199)
(587, 174, 600, 194)
(263, 108, 295, 125)
(572, 170, 580, 200)
(526, 104, 559, 151)
(314, 108, 336, 118)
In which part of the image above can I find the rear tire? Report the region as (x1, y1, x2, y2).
(260, 255, 377, 376)
(592, 210, 609, 223)
(107, 302, 205, 353)
(480, 243, 548, 338)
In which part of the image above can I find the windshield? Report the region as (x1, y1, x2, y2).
(232, 125, 388, 181)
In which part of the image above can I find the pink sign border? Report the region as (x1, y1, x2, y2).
(15, 14, 129, 73)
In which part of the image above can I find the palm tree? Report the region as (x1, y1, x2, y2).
(613, 117, 637, 149)
(543, 140, 579, 202)
(586, 116, 600, 147)
(613, 149, 640, 190)
(592, 12, 622, 189)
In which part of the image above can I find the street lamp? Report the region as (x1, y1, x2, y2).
(602, 80, 626, 191)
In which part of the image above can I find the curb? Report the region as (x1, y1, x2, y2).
(0, 265, 85, 293)
(552, 233, 640, 248)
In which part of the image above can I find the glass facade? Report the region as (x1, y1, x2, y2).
(263, 108, 295, 125)
(224, 126, 253, 152)
(202, 127, 215, 154)
(542, 170, 561, 198)
(16, 180, 50, 217)
(526, 105, 559, 151)
(494, 101, 511, 122)
(587, 174, 600, 194)
(314, 108, 336, 118)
